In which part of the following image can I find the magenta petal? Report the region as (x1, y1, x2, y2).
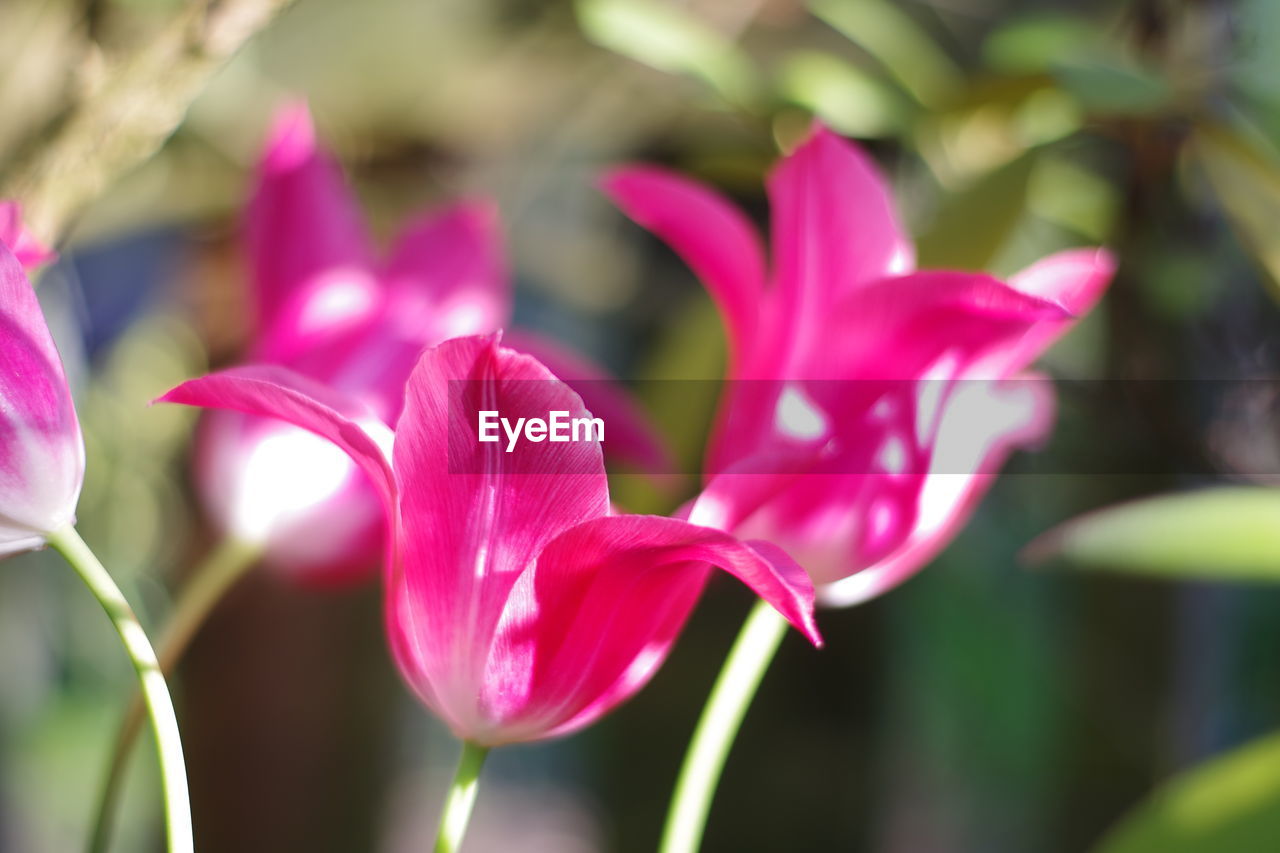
(0, 202, 55, 269)
(750, 376, 1056, 600)
(708, 272, 1066, 479)
(502, 329, 673, 474)
(603, 166, 766, 367)
(249, 103, 380, 361)
(158, 364, 397, 518)
(1000, 248, 1116, 372)
(388, 335, 611, 733)
(766, 125, 914, 371)
(687, 445, 829, 531)
(474, 514, 819, 744)
(0, 242, 82, 553)
(381, 199, 510, 343)
(813, 271, 1071, 381)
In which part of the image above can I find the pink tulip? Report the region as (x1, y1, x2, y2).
(0, 212, 83, 556)
(200, 104, 666, 583)
(605, 126, 1114, 607)
(162, 334, 820, 744)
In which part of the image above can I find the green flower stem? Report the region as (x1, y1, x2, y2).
(45, 526, 193, 853)
(660, 599, 788, 853)
(88, 536, 262, 853)
(434, 741, 490, 853)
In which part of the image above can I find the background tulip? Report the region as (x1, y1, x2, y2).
(200, 104, 667, 584)
(606, 126, 1115, 606)
(606, 127, 1114, 853)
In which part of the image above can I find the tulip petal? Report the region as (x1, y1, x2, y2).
(193, 410, 385, 584)
(687, 445, 829, 531)
(808, 270, 1071, 382)
(0, 202, 55, 269)
(157, 365, 396, 517)
(0, 242, 82, 551)
(710, 271, 1066, 479)
(502, 329, 672, 474)
(249, 103, 380, 362)
(1001, 247, 1115, 372)
(602, 166, 766, 366)
(381, 199, 510, 343)
(388, 335, 611, 731)
(746, 376, 1056, 600)
(473, 514, 819, 744)
(765, 125, 914, 371)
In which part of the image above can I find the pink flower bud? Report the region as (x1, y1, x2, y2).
(0, 214, 82, 556)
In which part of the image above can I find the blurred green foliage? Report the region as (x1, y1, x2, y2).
(1030, 488, 1280, 582)
(1097, 730, 1280, 853)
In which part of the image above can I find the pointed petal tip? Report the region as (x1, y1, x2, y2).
(1007, 246, 1118, 319)
(0, 202, 56, 269)
(598, 164, 681, 207)
(262, 100, 317, 172)
(741, 539, 824, 647)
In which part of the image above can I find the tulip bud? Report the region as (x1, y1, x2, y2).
(0, 221, 83, 556)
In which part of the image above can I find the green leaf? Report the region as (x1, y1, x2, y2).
(776, 51, 907, 138)
(1028, 487, 1280, 582)
(916, 153, 1036, 270)
(1027, 155, 1119, 241)
(576, 0, 757, 107)
(1095, 730, 1280, 853)
(1190, 123, 1280, 301)
(982, 14, 1095, 75)
(1051, 53, 1175, 116)
(809, 0, 961, 107)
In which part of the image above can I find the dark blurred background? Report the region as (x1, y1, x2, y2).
(3, 0, 1280, 850)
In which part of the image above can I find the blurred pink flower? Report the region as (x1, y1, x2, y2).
(162, 334, 820, 745)
(200, 104, 665, 583)
(0, 212, 82, 556)
(605, 126, 1115, 607)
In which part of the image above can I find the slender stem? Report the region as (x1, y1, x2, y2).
(45, 526, 193, 853)
(88, 537, 262, 853)
(434, 741, 490, 853)
(659, 599, 788, 853)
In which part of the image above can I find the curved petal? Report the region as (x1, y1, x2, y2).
(708, 272, 1067, 479)
(765, 125, 914, 374)
(0, 202, 55, 269)
(0, 243, 82, 552)
(502, 329, 672, 474)
(807, 271, 1071, 381)
(381, 199, 510, 343)
(602, 166, 766, 368)
(1000, 247, 1116, 373)
(687, 444, 830, 531)
(157, 364, 396, 518)
(388, 335, 611, 735)
(739, 376, 1056, 599)
(248, 103, 380, 362)
(470, 514, 819, 744)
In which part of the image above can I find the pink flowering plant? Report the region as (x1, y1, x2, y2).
(200, 104, 666, 584)
(13, 1, 1280, 849)
(0, 211, 192, 852)
(161, 333, 822, 845)
(607, 125, 1113, 851)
